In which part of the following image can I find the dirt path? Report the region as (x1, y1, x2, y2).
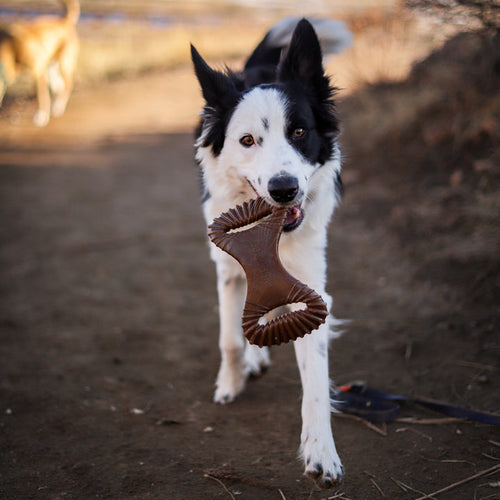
(0, 34, 499, 499)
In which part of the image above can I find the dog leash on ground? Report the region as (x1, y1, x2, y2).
(332, 383, 500, 425)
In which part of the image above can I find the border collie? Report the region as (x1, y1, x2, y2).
(191, 18, 351, 489)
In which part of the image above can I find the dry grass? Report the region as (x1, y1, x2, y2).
(326, 9, 459, 94)
(73, 23, 262, 85)
(76, 22, 266, 84)
(76, 9, 455, 93)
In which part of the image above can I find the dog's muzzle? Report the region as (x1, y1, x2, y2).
(268, 172, 304, 231)
(268, 172, 299, 203)
(247, 175, 305, 232)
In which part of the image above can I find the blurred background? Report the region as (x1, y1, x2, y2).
(1, 0, 495, 138)
(0, 2, 498, 499)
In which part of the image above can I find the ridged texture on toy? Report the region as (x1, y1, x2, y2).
(208, 198, 274, 252)
(243, 283, 328, 347)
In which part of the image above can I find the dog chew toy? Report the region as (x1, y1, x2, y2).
(208, 198, 328, 348)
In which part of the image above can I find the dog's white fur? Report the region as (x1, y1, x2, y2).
(194, 18, 351, 488)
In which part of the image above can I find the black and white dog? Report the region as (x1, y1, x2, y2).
(192, 18, 351, 489)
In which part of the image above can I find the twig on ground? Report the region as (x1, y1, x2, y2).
(203, 468, 275, 490)
(477, 480, 500, 488)
(396, 426, 433, 441)
(204, 473, 236, 500)
(413, 464, 500, 500)
(391, 477, 409, 492)
(456, 360, 498, 372)
(391, 478, 438, 498)
(333, 412, 387, 436)
(364, 471, 385, 497)
(394, 417, 467, 425)
(327, 492, 351, 499)
(419, 454, 475, 466)
(393, 478, 437, 499)
(439, 459, 474, 464)
(370, 477, 386, 497)
(278, 488, 287, 500)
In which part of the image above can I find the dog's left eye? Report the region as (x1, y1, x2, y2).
(240, 135, 255, 147)
(293, 128, 305, 138)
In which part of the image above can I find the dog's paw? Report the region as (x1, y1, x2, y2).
(244, 344, 270, 377)
(214, 377, 245, 404)
(305, 460, 343, 489)
(302, 437, 343, 489)
(33, 110, 50, 127)
(214, 357, 246, 404)
(51, 98, 68, 117)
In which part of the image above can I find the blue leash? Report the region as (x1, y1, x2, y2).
(332, 383, 500, 425)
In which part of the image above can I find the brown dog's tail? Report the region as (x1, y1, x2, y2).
(62, 0, 80, 24)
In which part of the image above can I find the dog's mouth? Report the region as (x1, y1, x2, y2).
(283, 204, 304, 232)
(246, 178, 304, 232)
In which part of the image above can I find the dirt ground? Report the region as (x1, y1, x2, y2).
(0, 25, 499, 500)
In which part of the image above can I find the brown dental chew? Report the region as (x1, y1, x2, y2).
(208, 198, 328, 347)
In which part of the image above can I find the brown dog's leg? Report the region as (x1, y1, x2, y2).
(33, 70, 50, 126)
(52, 34, 78, 117)
(0, 37, 17, 106)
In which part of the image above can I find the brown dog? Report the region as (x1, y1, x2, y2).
(0, 0, 79, 126)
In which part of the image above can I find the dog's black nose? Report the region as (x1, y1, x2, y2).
(268, 173, 299, 203)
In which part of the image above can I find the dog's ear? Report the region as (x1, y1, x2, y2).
(277, 19, 339, 161)
(277, 19, 325, 90)
(191, 45, 241, 156)
(191, 45, 239, 109)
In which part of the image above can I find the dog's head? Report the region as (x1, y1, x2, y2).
(192, 19, 339, 232)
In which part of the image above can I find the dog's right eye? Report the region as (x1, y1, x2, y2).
(240, 135, 255, 147)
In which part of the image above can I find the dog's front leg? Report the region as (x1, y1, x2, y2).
(294, 319, 343, 488)
(33, 70, 51, 127)
(213, 261, 247, 404)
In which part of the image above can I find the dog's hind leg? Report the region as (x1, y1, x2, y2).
(51, 34, 78, 118)
(0, 59, 10, 106)
(48, 62, 65, 113)
(244, 343, 270, 377)
(213, 261, 248, 404)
